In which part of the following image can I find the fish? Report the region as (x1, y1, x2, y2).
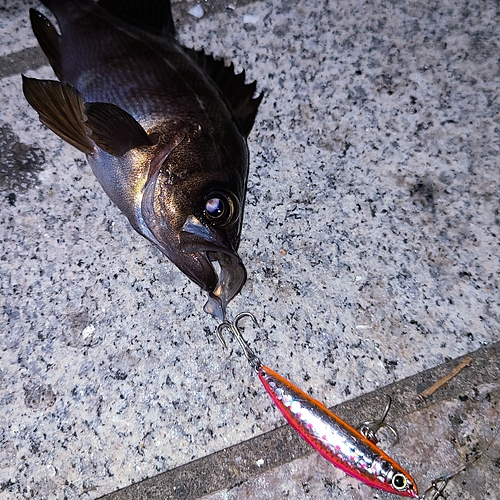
(22, 0, 262, 320)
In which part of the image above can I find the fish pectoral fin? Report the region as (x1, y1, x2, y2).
(22, 76, 94, 154)
(29, 9, 63, 80)
(84, 102, 154, 157)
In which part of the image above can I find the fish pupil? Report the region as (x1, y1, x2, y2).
(203, 191, 237, 227)
(205, 198, 225, 218)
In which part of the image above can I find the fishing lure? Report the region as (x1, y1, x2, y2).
(217, 313, 419, 498)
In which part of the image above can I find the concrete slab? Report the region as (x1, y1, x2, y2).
(1, 0, 498, 499)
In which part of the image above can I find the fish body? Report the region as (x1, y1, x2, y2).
(23, 0, 262, 319)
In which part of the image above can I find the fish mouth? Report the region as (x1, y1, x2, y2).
(203, 250, 247, 320)
(142, 215, 246, 320)
(178, 219, 246, 320)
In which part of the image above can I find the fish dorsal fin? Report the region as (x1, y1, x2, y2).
(22, 75, 94, 154)
(97, 0, 175, 36)
(29, 9, 63, 80)
(85, 103, 154, 156)
(185, 48, 263, 137)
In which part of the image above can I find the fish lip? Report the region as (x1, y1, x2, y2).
(179, 215, 247, 319)
(179, 227, 247, 320)
(203, 249, 247, 320)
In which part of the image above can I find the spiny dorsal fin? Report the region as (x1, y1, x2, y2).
(22, 75, 94, 154)
(85, 103, 154, 156)
(185, 48, 263, 137)
(97, 0, 175, 36)
(29, 9, 63, 80)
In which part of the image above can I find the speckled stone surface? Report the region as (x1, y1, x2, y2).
(0, 0, 499, 499)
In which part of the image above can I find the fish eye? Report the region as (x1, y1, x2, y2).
(203, 191, 238, 228)
(205, 198, 225, 218)
(391, 473, 408, 491)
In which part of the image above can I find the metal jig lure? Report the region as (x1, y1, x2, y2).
(217, 313, 419, 498)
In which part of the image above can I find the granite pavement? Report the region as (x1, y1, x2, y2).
(0, 0, 499, 498)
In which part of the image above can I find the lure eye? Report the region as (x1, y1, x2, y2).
(203, 191, 238, 228)
(392, 473, 408, 491)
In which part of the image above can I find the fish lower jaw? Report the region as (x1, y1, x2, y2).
(202, 250, 247, 321)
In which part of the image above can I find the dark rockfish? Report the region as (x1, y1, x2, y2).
(22, 0, 262, 320)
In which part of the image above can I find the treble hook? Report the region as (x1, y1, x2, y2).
(357, 396, 400, 446)
(418, 463, 468, 499)
(216, 312, 263, 371)
(417, 424, 500, 499)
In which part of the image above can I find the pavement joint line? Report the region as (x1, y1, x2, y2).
(0, 46, 47, 79)
(99, 341, 499, 500)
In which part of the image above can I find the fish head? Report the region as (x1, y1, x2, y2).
(141, 121, 248, 320)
